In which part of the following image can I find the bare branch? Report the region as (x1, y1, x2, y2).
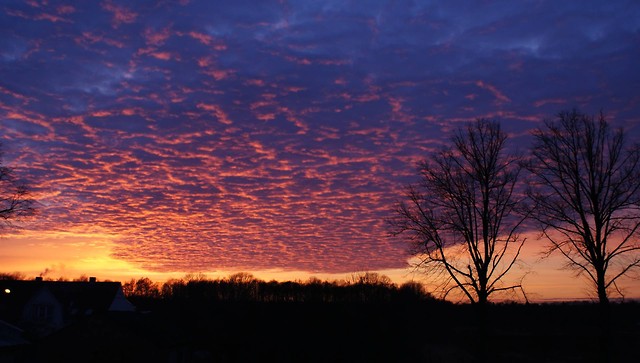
(0, 144, 36, 232)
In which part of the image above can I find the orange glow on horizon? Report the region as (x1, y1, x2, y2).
(2, 229, 638, 302)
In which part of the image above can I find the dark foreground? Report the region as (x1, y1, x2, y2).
(2, 300, 639, 363)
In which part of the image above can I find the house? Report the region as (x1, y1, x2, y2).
(0, 277, 135, 338)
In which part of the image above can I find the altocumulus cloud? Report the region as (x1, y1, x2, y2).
(1, 0, 639, 273)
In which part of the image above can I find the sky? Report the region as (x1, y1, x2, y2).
(1, 0, 639, 301)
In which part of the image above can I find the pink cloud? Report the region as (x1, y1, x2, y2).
(475, 80, 511, 104)
(145, 27, 173, 46)
(197, 103, 233, 125)
(76, 32, 126, 48)
(150, 52, 172, 61)
(184, 31, 226, 50)
(101, 1, 137, 28)
(533, 98, 567, 108)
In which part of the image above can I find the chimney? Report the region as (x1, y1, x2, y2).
(89, 277, 97, 283)
(35, 276, 43, 282)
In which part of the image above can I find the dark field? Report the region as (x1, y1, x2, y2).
(2, 300, 639, 363)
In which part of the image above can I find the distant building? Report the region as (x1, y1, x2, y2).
(0, 277, 135, 339)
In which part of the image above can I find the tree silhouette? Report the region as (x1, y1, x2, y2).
(0, 271, 26, 280)
(0, 142, 35, 231)
(119, 273, 436, 304)
(346, 272, 393, 286)
(123, 277, 160, 298)
(391, 119, 526, 304)
(527, 109, 640, 304)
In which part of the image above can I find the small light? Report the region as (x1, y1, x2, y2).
(4, 289, 10, 294)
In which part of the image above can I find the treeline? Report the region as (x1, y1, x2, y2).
(121, 272, 437, 304)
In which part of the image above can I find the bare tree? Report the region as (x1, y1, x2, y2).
(346, 271, 394, 286)
(123, 277, 160, 297)
(225, 272, 254, 283)
(390, 119, 526, 304)
(1, 142, 35, 231)
(527, 109, 640, 304)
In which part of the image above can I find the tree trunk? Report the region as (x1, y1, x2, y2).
(477, 282, 489, 306)
(596, 268, 609, 305)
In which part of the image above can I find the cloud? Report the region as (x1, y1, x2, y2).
(101, 1, 137, 28)
(1, 0, 639, 274)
